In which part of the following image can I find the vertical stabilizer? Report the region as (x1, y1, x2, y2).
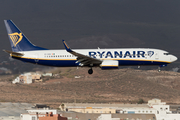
(4, 20, 47, 52)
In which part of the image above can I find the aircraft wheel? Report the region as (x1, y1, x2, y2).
(88, 69, 93, 74)
(158, 67, 161, 72)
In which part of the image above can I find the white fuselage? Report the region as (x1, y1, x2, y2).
(12, 48, 177, 67)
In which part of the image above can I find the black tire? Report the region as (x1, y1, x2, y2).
(88, 69, 93, 74)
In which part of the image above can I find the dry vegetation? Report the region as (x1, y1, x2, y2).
(0, 68, 180, 108)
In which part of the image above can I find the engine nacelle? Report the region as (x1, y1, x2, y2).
(100, 60, 119, 70)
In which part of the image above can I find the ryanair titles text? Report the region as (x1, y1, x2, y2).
(89, 51, 154, 58)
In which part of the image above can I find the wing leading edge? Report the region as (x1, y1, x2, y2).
(62, 40, 102, 66)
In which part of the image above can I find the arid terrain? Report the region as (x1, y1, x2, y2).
(0, 68, 180, 108)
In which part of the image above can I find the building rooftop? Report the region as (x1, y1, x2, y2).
(62, 103, 149, 109)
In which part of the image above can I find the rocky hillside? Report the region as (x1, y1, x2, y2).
(0, 68, 180, 108)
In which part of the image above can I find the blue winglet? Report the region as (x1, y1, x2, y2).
(62, 40, 73, 52)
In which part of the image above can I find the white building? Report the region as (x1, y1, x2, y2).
(20, 109, 57, 120)
(42, 73, 53, 77)
(148, 98, 166, 107)
(153, 104, 180, 120)
(12, 72, 42, 84)
(120, 99, 180, 120)
(62, 99, 180, 120)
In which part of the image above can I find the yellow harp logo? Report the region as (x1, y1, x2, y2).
(8, 32, 23, 47)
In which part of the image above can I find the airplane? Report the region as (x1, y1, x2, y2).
(3, 20, 178, 74)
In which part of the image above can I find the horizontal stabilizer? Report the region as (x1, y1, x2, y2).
(3, 50, 24, 56)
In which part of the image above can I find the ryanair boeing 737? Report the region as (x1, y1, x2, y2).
(3, 20, 177, 74)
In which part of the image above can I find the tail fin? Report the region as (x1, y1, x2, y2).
(4, 20, 48, 52)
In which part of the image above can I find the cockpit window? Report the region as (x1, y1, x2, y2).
(164, 53, 169, 55)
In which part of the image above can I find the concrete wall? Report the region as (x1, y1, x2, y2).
(60, 113, 156, 120)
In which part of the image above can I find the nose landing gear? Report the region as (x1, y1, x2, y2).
(158, 64, 167, 72)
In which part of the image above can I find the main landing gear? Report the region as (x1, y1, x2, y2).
(158, 67, 161, 72)
(88, 68, 93, 74)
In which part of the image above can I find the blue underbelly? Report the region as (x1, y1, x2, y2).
(13, 57, 169, 67)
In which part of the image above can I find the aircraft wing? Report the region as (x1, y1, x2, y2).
(3, 50, 24, 56)
(62, 40, 102, 66)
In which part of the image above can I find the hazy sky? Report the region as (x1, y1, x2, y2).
(0, 0, 180, 56)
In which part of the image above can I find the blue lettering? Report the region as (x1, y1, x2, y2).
(89, 52, 96, 58)
(133, 51, 136, 58)
(114, 51, 122, 58)
(124, 51, 132, 58)
(89, 51, 145, 59)
(137, 51, 145, 58)
(105, 51, 113, 58)
(97, 51, 105, 58)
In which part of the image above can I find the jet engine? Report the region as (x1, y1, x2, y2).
(100, 60, 119, 70)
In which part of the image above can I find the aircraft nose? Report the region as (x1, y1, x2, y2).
(171, 55, 178, 62)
